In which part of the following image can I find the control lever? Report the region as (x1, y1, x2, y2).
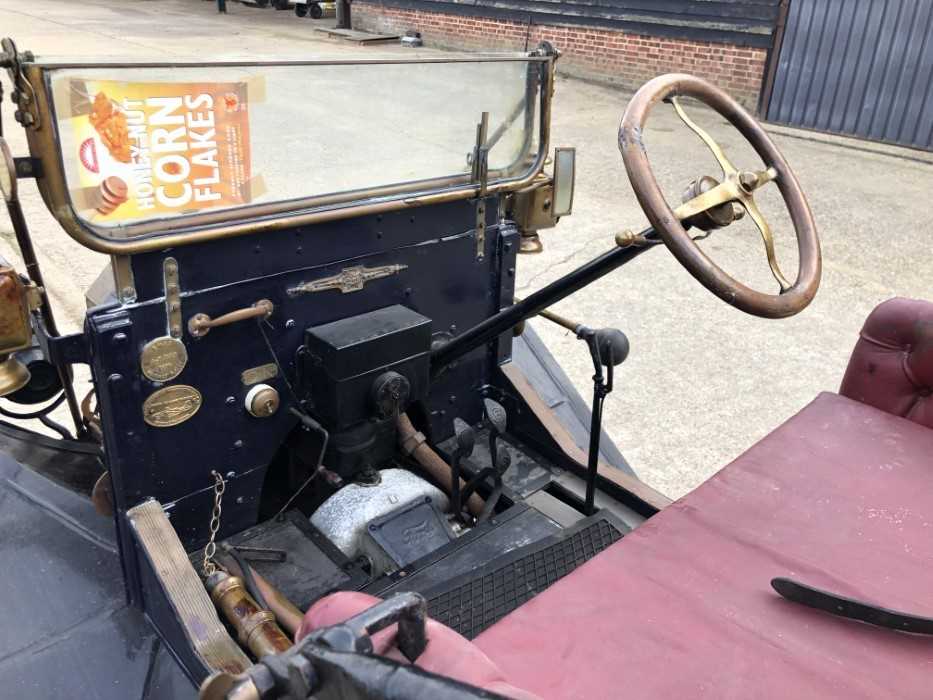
(188, 299, 273, 338)
(529, 305, 630, 516)
(450, 418, 475, 520)
(579, 326, 628, 515)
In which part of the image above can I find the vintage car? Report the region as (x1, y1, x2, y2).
(0, 37, 930, 700)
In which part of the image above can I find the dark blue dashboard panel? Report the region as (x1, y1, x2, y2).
(86, 196, 515, 554)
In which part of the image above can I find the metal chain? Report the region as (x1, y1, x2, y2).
(202, 470, 226, 577)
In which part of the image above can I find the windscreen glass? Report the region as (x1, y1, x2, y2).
(45, 58, 542, 239)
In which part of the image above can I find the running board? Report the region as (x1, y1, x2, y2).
(420, 512, 624, 639)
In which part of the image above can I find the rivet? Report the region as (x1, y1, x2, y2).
(108, 373, 123, 384)
(234, 440, 243, 449)
(449, 395, 456, 404)
(226, 470, 236, 479)
(285, 319, 296, 329)
(112, 332, 127, 344)
(226, 396, 235, 405)
(236, 496, 244, 504)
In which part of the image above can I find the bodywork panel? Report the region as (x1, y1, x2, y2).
(0, 451, 194, 699)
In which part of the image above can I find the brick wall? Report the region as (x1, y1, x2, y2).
(352, 3, 768, 108)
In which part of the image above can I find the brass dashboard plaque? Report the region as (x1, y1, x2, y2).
(140, 336, 188, 382)
(241, 362, 277, 386)
(143, 385, 202, 427)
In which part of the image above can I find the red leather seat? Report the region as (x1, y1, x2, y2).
(473, 391, 933, 698)
(301, 298, 933, 699)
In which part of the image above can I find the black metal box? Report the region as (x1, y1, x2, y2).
(303, 305, 432, 429)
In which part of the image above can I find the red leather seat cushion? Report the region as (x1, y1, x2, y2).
(474, 393, 933, 699)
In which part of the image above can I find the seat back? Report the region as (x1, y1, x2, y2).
(840, 297, 933, 429)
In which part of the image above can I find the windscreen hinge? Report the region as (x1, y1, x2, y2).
(0, 38, 40, 130)
(470, 112, 490, 260)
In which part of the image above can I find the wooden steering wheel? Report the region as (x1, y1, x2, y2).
(619, 74, 821, 319)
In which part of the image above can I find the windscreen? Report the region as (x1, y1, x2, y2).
(43, 58, 543, 240)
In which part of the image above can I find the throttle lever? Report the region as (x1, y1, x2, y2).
(188, 299, 273, 338)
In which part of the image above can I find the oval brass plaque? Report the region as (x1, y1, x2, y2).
(143, 385, 202, 427)
(140, 336, 188, 382)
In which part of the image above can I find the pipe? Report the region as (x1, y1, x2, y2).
(396, 413, 484, 518)
(215, 552, 304, 639)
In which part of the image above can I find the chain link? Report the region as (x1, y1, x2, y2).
(202, 470, 226, 577)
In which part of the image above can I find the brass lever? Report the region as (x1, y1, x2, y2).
(188, 299, 273, 338)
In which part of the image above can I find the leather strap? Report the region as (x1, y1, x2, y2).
(771, 577, 933, 635)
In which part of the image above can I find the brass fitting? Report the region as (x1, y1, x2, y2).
(207, 571, 292, 658)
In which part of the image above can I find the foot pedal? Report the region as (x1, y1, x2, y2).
(421, 512, 623, 639)
(128, 500, 250, 674)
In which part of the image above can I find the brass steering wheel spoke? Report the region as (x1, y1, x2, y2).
(739, 194, 791, 292)
(669, 96, 738, 177)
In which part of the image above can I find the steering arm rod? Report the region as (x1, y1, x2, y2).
(429, 227, 659, 375)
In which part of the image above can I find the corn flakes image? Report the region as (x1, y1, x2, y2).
(88, 92, 131, 163)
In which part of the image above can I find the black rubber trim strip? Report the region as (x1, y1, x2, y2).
(771, 577, 933, 635)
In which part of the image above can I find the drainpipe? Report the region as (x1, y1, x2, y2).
(336, 0, 351, 29)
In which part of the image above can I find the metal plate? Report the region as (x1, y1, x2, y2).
(142, 385, 202, 427)
(240, 362, 277, 386)
(164, 258, 182, 338)
(140, 336, 188, 382)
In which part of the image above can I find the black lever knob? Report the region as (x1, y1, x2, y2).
(594, 328, 629, 367)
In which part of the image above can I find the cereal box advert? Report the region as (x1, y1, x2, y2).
(62, 79, 252, 226)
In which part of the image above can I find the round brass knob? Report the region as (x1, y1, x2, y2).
(245, 384, 279, 418)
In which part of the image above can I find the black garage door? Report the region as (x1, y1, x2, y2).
(767, 0, 933, 151)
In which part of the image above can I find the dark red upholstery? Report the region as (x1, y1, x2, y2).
(474, 393, 933, 699)
(840, 297, 933, 428)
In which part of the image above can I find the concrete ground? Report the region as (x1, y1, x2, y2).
(2, 0, 931, 499)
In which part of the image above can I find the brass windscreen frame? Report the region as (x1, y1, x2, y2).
(21, 52, 554, 254)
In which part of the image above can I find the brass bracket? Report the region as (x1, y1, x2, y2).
(475, 200, 487, 260)
(163, 257, 182, 338)
(287, 264, 407, 296)
(0, 38, 39, 129)
(471, 112, 490, 260)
